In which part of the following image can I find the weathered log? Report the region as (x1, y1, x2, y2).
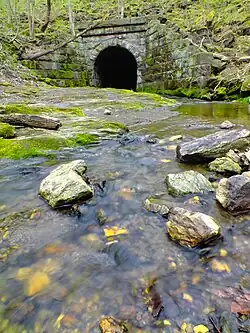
(0, 113, 62, 130)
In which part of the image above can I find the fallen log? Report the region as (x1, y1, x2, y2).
(0, 113, 62, 130)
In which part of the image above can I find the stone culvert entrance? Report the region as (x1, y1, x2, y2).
(94, 46, 137, 90)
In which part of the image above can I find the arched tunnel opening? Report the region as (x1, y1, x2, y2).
(94, 46, 137, 90)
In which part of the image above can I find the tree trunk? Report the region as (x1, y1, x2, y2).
(41, 0, 51, 33)
(0, 114, 62, 130)
(118, 0, 124, 18)
(27, 0, 35, 39)
(68, 0, 75, 36)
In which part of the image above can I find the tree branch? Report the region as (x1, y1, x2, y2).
(21, 20, 102, 60)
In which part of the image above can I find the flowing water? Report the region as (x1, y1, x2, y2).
(0, 90, 249, 332)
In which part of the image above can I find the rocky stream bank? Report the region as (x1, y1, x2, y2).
(0, 86, 249, 333)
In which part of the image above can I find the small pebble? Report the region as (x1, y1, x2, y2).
(104, 109, 112, 115)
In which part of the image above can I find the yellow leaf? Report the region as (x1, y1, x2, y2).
(25, 272, 50, 296)
(183, 293, 193, 302)
(211, 259, 231, 273)
(219, 249, 228, 257)
(167, 145, 177, 150)
(181, 322, 187, 331)
(194, 324, 209, 333)
(2, 230, 9, 239)
(16, 267, 32, 281)
(104, 227, 128, 238)
(163, 320, 171, 326)
(169, 262, 177, 270)
(161, 159, 172, 163)
(192, 274, 201, 285)
(54, 313, 65, 329)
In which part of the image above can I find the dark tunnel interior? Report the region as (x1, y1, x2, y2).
(94, 46, 137, 90)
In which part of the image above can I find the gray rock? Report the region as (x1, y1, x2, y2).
(220, 311, 239, 333)
(219, 120, 235, 129)
(216, 171, 250, 213)
(208, 157, 242, 174)
(165, 170, 213, 196)
(176, 129, 250, 163)
(166, 207, 220, 247)
(39, 160, 93, 208)
(143, 197, 170, 217)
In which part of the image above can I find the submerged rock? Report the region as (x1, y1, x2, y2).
(219, 121, 235, 129)
(165, 170, 213, 196)
(220, 311, 239, 333)
(39, 160, 93, 208)
(143, 197, 170, 217)
(99, 317, 128, 333)
(176, 129, 250, 163)
(208, 157, 242, 175)
(166, 207, 220, 247)
(216, 172, 250, 213)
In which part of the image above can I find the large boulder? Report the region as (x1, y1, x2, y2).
(165, 170, 213, 196)
(176, 129, 250, 163)
(216, 171, 250, 213)
(39, 160, 93, 208)
(166, 207, 221, 247)
(208, 157, 242, 175)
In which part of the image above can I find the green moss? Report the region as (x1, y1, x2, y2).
(0, 132, 100, 160)
(2, 104, 84, 116)
(105, 88, 175, 106)
(0, 123, 15, 138)
(73, 119, 128, 132)
(164, 87, 210, 100)
(4, 86, 40, 96)
(75, 133, 99, 145)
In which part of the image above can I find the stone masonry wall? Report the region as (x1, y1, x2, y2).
(143, 20, 226, 92)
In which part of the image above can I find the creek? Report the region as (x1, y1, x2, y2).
(0, 90, 249, 332)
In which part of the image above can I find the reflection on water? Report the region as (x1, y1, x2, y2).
(0, 102, 249, 332)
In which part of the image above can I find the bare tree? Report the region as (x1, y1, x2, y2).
(27, 0, 35, 39)
(68, 0, 75, 36)
(118, 0, 124, 18)
(41, 0, 51, 33)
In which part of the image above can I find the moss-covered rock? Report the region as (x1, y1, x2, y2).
(0, 134, 99, 159)
(166, 170, 213, 196)
(1, 104, 84, 116)
(0, 122, 15, 138)
(209, 157, 242, 175)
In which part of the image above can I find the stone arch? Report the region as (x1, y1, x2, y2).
(93, 45, 138, 90)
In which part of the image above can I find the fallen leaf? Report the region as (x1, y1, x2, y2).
(211, 259, 231, 273)
(163, 319, 171, 326)
(194, 324, 209, 333)
(30, 211, 41, 220)
(104, 227, 128, 238)
(183, 293, 193, 302)
(192, 274, 201, 285)
(119, 188, 135, 200)
(167, 145, 177, 150)
(61, 314, 77, 328)
(16, 267, 32, 281)
(44, 243, 71, 254)
(25, 271, 50, 296)
(219, 249, 228, 257)
(160, 159, 172, 163)
(231, 292, 250, 314)
(54, 313, 65, 329)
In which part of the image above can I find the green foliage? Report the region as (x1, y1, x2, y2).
(0, 122, 15, 138)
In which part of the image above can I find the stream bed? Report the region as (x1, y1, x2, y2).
(0, 88, 249, 332)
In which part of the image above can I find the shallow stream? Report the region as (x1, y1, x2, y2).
(0, 90, 249, 332)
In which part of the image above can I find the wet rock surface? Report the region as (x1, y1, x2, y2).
(143, 197, 170, 217)
(208, 157, 242, 174)
(166, 207, 221, 247)
(176, 129, 250, 162)
(39, 160, 93, 207)
(216, 171, 250, 213)
(165, 170, 213, 196)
